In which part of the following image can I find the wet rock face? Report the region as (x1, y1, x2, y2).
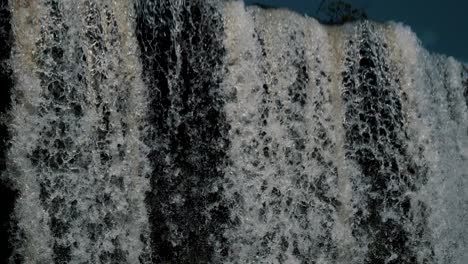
(0, 0, 16, 263)
(1, 1, 468, 263)
(0, 0, 12, 173)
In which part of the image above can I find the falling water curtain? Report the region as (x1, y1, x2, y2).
(1, 0, 467, 263)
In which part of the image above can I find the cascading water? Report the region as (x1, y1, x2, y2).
(0, 0, 467, 263)
(6, 0, 151, 263)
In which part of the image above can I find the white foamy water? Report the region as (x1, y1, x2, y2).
(221, 2, 468, 264)
(9, 0, 151, 263)
(3, 0, 467, 263)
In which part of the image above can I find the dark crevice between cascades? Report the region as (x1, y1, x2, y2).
(463, 66, 468, 137)
(135, 1, 230, 263)
(341, 22, 433, 264)
(463, 65, 468, 109)
(0, 0, 17, 263)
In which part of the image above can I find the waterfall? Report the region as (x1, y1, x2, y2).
(6, 0, 151, 262)
(1, 0, 467, 263)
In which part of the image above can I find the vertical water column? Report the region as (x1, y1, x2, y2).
(222, 3, 347, 263)
(463, 65, 468, 106)
(9, 0, 151, 263)
(340, 22, 433, 264)
(134, 0, 230, 262)
(78, 1, 152, 263)
(222, 3, 275, 262)
(393, 24, 468, 264)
